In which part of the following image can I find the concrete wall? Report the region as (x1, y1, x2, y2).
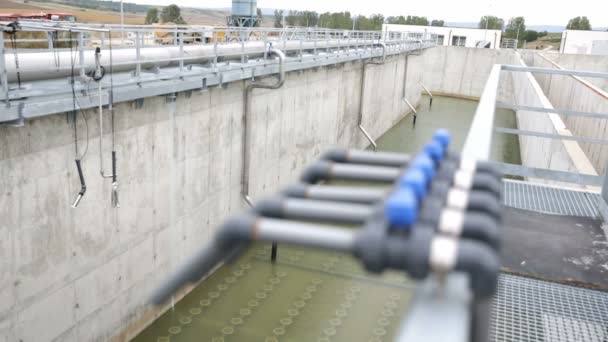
(419, 46, 515, 103)
(0, 51, 423, 342)
(524, 51, 608, 175)
(510, 53, 597, 184)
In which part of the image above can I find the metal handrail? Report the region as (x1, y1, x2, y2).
(466, 63, 608, 189)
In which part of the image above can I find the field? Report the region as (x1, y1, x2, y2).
(526, 32, 562, 51)
(0, 0, 145, 23)
(0, 0, 274, 26)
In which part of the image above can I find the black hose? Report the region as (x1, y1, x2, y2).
(75, 159, 86, 196)
(111, 150, 117, 183)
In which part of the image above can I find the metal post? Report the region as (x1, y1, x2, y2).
(78, 32, 85, 78)
(213, 31, 218, 71)
(178, 32, 184, 72)
(101, 32, 105, 48)
(47, 32, 54, 51)
(135, 31, 141, 77)
(602, 165, 608, 206)
(120, 0, 124, 45)
(313, 30, 317, 57)
(0, 32, 8, 106)
(270, 242, 278, 262)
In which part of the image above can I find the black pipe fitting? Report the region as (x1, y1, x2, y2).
(455, 239, 500, 298)
(354, 222, 434, 278)
(300, 160, 332, 184)
(282, 183, 308, 197)
(446, 151, 502, 177)
(418, 198, 501, 249)
(435, 161, 502, 197)
(429, 180, 502, 220)
(254, 196, 285, 218)
(320, 147, 349, 163)
(151, 213, 256, 305)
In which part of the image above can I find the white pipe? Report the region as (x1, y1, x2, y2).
(4, 39, 403, 82)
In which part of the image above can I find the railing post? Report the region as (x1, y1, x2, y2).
(135, 31, 141, 77)
(101, 31, 105, 48)
(0, 32, 8, 106)
(213, 31, 218, 71)
(47, 32, 54, 51)
(602, 165, 608, 206)
(178, 31, 184, 72)
(313, 30, 317, 56)
(78, 31, 85, 78)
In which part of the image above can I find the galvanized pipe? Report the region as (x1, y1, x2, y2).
(284, 183, 387, 204)
(3, 38, 401, 82)
(357, 43, 386, 150)
(241, 48, 286, 205)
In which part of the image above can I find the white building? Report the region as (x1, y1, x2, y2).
(383, 24, 503, 49)
(560, 30, 608, 55)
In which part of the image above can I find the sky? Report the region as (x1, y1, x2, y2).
(136, 0, 608, 26)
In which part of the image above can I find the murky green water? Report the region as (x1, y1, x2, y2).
(133, 95, 520, 342)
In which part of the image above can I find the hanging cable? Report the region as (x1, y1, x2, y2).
(69, 30, 87, 208)
(51, 30, 60, 69)
(95, 42, 119, 208)
(109, 29, 120, 208)
(6, 21, 22, 90)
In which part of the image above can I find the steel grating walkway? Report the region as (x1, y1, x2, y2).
(490, 273, 608, 342)
(495, 180, 608, 342)
(502, 180, 604, 218)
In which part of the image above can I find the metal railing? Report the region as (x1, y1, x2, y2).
(500, 39, 517, 49)
(0, 22, 436, 123)
(465, 63, 608, 202)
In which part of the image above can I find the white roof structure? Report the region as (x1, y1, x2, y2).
(560, 30, 608, 55)
(383, 24, 502, 49)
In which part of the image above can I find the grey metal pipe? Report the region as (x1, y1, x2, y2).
(356, 43, 386, 150)
(241, 48, 285, 205)
(3, 38, 398, 82)
(300, 160, 401, 184)
(151, 214, 256, 305)
(284, 183, 387, 204)
(321, 147, 410, 167)
(256, 218, 357, 252)
(151, 213, 356, 304)
(255, 196, 374, 224)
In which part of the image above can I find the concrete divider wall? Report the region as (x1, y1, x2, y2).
(510, 53, 597, 184)
(419, 46, 516, 103)
(0, 51, 422, 342)
(525, 52, 608, 175)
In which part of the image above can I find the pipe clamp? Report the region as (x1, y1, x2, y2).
(438, 208, 464, 236)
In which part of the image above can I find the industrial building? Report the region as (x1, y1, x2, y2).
(1, 1, 608, 342)
(383, 24, 503, 49)
(560, 29, 608, 55)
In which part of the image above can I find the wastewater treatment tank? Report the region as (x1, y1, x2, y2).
(133, 95, 523, 341)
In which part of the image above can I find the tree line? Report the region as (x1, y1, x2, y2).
(273, 11, 445, 30)
(478, 15, 594, 47)
(145, 4, 186, 24)
(274, 10, 391, 30)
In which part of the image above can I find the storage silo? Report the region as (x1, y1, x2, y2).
(227, 0, 258, 27)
